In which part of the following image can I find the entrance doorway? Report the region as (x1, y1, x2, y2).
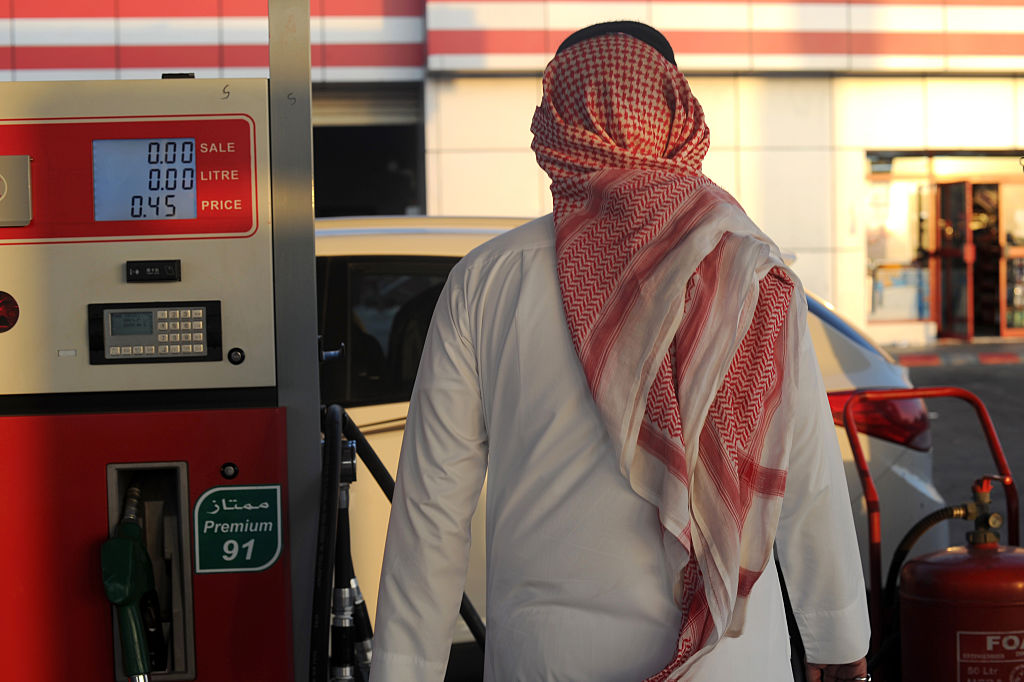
(934, 181, 1024, 338)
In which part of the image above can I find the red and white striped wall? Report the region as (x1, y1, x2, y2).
(2, 1, 1023, 82)
(0, 0, 425, 82)
(426, 0, 1024, 73)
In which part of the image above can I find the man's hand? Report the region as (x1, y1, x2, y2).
(805, 658, 869, 682)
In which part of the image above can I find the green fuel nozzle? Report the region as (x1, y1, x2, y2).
(101, 485, 155, 682)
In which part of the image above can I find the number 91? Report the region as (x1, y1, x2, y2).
(222, 538, 255, 561)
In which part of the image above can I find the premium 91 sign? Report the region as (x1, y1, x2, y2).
(194, 485, 281, 573)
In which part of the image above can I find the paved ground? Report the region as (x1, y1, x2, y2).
(885, 336, 1024, 367)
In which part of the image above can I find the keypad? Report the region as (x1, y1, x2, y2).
(106, 306, 209, 358)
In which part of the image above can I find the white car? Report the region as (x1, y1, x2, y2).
(314, 215, 949, 671)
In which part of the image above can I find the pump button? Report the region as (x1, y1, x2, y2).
(0, 291, 19, 333)
(126, 260, 181, 283)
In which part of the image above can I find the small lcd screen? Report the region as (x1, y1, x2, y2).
(110, 311, 153, 336)
(93, 138, 198, 222)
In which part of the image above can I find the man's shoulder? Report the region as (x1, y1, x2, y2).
(471, 214, 554, 257)
(456, 214, 555, 272)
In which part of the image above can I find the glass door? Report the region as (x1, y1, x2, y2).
(936, 182, 974, 339)
(1000, 184, 1024, 336)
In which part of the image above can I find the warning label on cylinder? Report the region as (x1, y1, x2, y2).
(194, 485, 281, 573)
(958, 631, 1024, 682)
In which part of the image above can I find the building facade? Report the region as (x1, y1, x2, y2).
(4, 1, 1024, 342)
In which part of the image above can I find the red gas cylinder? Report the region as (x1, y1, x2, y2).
(900, 543, 1024, 682)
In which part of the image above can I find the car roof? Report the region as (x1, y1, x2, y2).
(315, 215, 527, 257)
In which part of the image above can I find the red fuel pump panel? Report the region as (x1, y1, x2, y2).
(900, 544, 1024, 681)
(0, 290, 18, 331)
(0, 408, 294, 682)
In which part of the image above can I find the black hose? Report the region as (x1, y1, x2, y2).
(310, 405, 343, 682)
(340, 408, 487, 651)
(865, 504, 969, 676)
(341, 411, 394, 501)
(883, 504, 968, 611)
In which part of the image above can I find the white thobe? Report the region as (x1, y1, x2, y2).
(370, 215, 869, 681)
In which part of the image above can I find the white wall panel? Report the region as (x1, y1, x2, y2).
(653, 2, 748, 31)
(546, 2, 650, 29)
(737, 149, 834, 251)
(833, 149, 870, 253)
(788, 249, 833, 307)
(687, 76, 738, 148)
(433, 150, 544, 216)
(428, 76, 540, 152)
(702, 148, 739, 199)
(834, 77, 926, 149)
(850, 5, 943, 33)
(736, 77, 832, 149)
(752, 3, 848, 31)
(834, 247, 869, 327)
(1017, 77, 1024, 149)
(925, 78, 1017, 149)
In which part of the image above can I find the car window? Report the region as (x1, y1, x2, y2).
(317, 256, 457, 406)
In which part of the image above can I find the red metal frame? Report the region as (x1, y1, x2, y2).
(843, 386, 1019, 654)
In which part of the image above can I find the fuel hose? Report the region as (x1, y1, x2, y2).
(340, 409, 487, 651)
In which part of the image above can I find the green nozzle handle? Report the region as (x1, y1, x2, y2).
(101, 519, 153, 678)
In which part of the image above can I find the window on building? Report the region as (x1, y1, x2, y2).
(311, 84, 424, 217)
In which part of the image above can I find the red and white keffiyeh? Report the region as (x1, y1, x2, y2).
(531, 33, 805, 678)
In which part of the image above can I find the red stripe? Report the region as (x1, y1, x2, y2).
(322, 43, 425, 67)
(222, 0, 272, 16)
(10, 0, 267, 18)
(119, 45, 220, 68)
(978, 352, 1021, 365)
(10, 43, 424, 71)
(429, 29, 1024, 58)
(850, 32, 947, 55)
(896, 353, 943, 367)
(13, 46, 116, 69)
(323, 0, 424, 17)
(662, 31, 751, 55)
(222, 44, 270, 67)
(11, 0, 115, 18)
(8, 0, 419, 18)
(427, 0, 1024, 4)
(10, 0, 1024, 14)
(947, 33, 1024, 55)
(429, 29, 546, 55)
(753, 31, 848, 54)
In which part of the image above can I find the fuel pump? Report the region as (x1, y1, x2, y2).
(0, 64, 320, 682)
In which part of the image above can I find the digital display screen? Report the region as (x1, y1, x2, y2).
(110, 311, 153, 336)
(93, 138, 198, 221)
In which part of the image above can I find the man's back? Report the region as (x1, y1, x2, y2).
(373, 215, 796, 680)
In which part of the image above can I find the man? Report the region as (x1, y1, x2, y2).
(370, 22, 870, 681)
